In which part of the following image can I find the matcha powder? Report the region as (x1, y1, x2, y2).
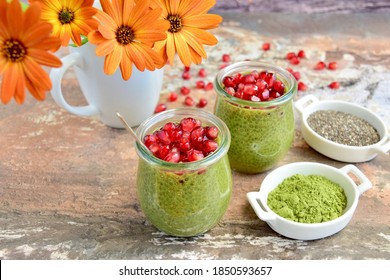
(267, 174, 347, 223)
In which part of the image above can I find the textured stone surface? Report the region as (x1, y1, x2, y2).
(1, 13, 390, 260)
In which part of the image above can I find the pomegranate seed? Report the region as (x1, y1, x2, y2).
(222, 54, 231, 63)
(205, 126, 218, 140)
(314, 61, 326, 70)
(262, 42, 271, 51)
(243, 84, 258, 95)
(289, 56, 300, 65)
(168, 92, 178, 102)
(158, 145, 170, 159)
(184, 66, 190, 72)
(225, 87, 235, 95)
(223, 76, 235, 88)
(198, 68, 207, 77)
(187, 149, 204, 162)
(163, 122, 177, 133)
(292, 71, 301, 81)
(180, 86, 191, 95)
(256, 80, 267, 93)
(328, 61, 338, 70)
(154, 103, 167, 113)
(273, 80, 285, 94)
(203, 140, 218, 153)
(182, 71, 191, 80)
(219, 63, 229, 69)
(156, 130, 171, 145)
(148, 143, 160, 155)
(180, 117, 196, 132)
(298, 81, 307, 91)
(270, 90, 281, 99)
(259, 89, 270, 101)
(197, 98, 208, 108)
(244, 74, 256, 84)
(329, 81, 340, 89)
(205, 82, 213, 91)
(144, 134, 158, 147)
(297, 50, 306, 58)
(164, 151, 180, 163)
(184, 96, 194, 106)
(232, 73, 244, 84)
(286, 52, 296, 60)
(196, 80, 205, 89)
(250, 95, 261, 102)
(179, 139, 191, 152)
(264, 73, 275, 88)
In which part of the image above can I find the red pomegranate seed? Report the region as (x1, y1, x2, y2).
(329, 81, 340, 89)
(219, 63, 229, 69)
(155, 130, 171, 145)
(190, 126, 205, 144)
(196, 80, 205, 89)
(250, 95, 261, 102)
(197, 98, 208, 108)
(180, 117, 196, 132)
(292, 71, 301, 81)
(158, 145, 170, 159)
(256, 80, 267, 93)
(243, 84, 258, 95)
(163, 122, 177, 133)
(144, 134, 158, 147)
(273, 80, 285, 94)
(264, 73, 275, 88)
(187, 149, 204, 162)
(205, 126, 218, 140)
(298, 81, 307, 91)
(259, 89, 270, 101)
(148, 143, 160, 155)
(289, 56, 300, 65)
(205, 82, 213, 91)
(297, 50, 306, 58)
(180, 86, 191, 95)
(222, 54, 231, 63)
(225, 87, 235, 95)
(168, 92, 178, 102)
(182, 71, 191, 80)
(222, 76, 235, 88)
(203, 140, 218, 153)
(164, 151, 180, 163)
(184, 66, 190, 72)
(314, 61, 326, 70)
(286, 52, 296, 60)
(262, 42, 271, 51)
(184, 96, 194, 106)
(328, 61, 338, 70)
(198, 68, 207, 77)
(154, 103, 167, 113)
(244, 74, 256, 84)
(179, 139, 191, 152)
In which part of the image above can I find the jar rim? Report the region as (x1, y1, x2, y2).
(135, 108, 231, 170)
(214, 61, 297, 108)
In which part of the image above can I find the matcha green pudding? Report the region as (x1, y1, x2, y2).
(135, 108, 232, 237)
(214, 61, 297, 174)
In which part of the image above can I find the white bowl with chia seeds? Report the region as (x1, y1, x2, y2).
(295, 95, 390, 162)
(247, 162, 372, 240)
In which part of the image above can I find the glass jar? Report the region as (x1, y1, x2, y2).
(214, 61, 297, 174)
(135, 108, 232, 237)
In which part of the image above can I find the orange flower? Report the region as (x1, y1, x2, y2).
(29, 0, 99, 46)
(88, 0, 169, 80)
(0, 0, 62, 104)
(151, 0, 222, 66)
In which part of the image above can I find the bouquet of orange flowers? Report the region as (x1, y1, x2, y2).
(0, 0, 222, 104)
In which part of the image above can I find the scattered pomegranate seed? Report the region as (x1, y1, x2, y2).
(182, 71, 191, 80)
(180, 86, 191, 95)
(184, 66, 190, 72)
(184, 96, 194, 106)
(205, 82, 213, 91)
(286, 52, 296, 60)
(314, 61, 326, 70)
(219, 63, 229, 69)
(196, 80, 205, 89)
(198, 68, 207, 77)
(289, 56, 300, 65)
(298, 81, 307, 91)
(262, 42, 271, 51)
(297, 50, 306, 58)
(154, 103, 167, 113)
(292, 71, 301, 81)
(328, 61, 338, 70)
(222, 54, 231, 63)
(329, 81, 340, 89)
(168, 92, 178, 102)
(197, 98, 208, 108)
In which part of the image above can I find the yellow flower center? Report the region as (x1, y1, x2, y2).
(2, 39, 27, 62)
(167, 14, 182, 33)
(116, 25, 135, 45)
(59, 8, 75, 24)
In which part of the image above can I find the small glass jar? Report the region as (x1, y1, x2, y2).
(214, 61, 297, 174)
(135, 108, 232, 237)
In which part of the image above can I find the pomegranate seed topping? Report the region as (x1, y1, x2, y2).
(184, 96, 194, 106)
(262, 42, 271, 51)
(168, 92, 178, 102)
(225, 87, 235, 95)
(182, 71, 191, 80)
(286, 52, 296, 60)
(243, 84, 258, 95)
(298, 81, 307, 91)
(180, 86, 191, 95)
(205, 82, 213, 91)
(273, 80, 285, 94)
(158, 145, 170, 159)
(289, 56, 300, 65)
(187, 149, 204, 162)
(190, 127, 205, 145)
(198, 68, 207, 77)
(154, 103, 167, 113)
(180, 117, 197, 132)
(329, 81, 340, 89)
(164, 151, 180, 163)
(259, 89, 270, 101)
(244, 74, 256, 84)
(163, 122, 177, 133)
(205, 126, 218, 139)
(148, 143, 160, 155)
(264, 73, 275, 87)
(197, 98, 208, 108)
(196, 80, 205, 89)
(270, 90, 281, 99)
(297, 50, 306, 58)
(223, 76, 235, 88)
(328, 61, 338, 70)
(251, 95, 261, 102)
(179, 139, 191, 152)
(314, 61, 326, 70)
(222, 54, 231, 63)
(156, 130, 171, 145)
(256, 80, 267, 93)
(203, 140, 218, 153)
(144, 134, 158, 147)
(233, 73, 244, 84)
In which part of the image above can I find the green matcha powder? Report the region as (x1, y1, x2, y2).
(267, 174, 347, 223)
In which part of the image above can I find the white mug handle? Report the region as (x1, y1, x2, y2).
(50, 52, 99, 117)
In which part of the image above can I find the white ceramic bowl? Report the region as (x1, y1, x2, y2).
(247, 162, 372, 240)
(295, 95, 390, 162)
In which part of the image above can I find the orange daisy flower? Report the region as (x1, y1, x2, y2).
(0, 0, 62, 104)
(88, 0, 169, 80)
(151, 0, 223, 66)
(29, 0, 99, 46)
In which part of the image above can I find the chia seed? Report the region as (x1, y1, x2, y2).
(307, 110, 380, 146)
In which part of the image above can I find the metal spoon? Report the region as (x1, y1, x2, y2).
(116, 112, 148, 150)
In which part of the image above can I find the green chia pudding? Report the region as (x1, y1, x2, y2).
(135, 109, 232, 237)
(214, 61, 297, 174)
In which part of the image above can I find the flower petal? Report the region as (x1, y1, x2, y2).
(104, 45, 122, 75)
(1, 64, 18, 104)
(88, 30, 106, 44)
(119, 47, 133, 80)
(23, 56, 52, 90)
(173, 32, 192, 66)
(24, 22, 54, 48)
(182, 14, 222, 29)
(183, 26, 218, 45)
(98, 24, 116, 40)
(7, 0, 23, 37)
(28, 49, 62, 68)
(95, 39, 117, 56)
(180, 29, 207, 58)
